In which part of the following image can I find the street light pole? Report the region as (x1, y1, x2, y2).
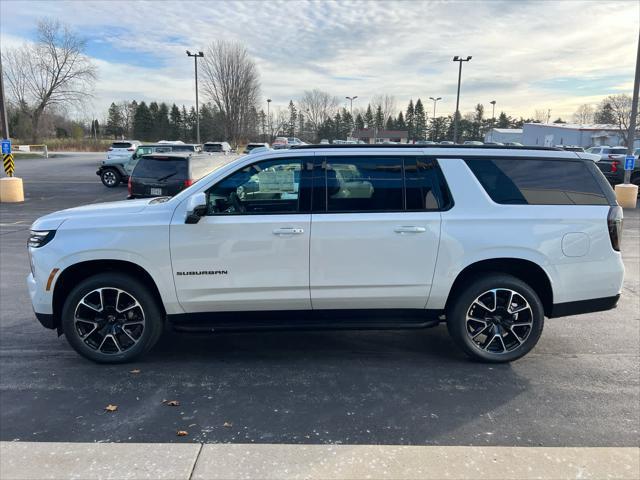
(625, 29, 640, 185)
(429, 96, 442, 141)
(452, 55, 472, 144)
(345, 96, 358, 138)
(186, 50, 204, 144)
(266, 99, 272, 143)
(489, 100, 496, 142)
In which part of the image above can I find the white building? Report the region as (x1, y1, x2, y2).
(484, 128, 523, 144)
(521, 123, 633, 148)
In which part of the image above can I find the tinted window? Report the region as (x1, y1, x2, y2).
(171, 145, 196, 152)
(206, 158, 302, 215)
(112, 142, 132, 149)
(325, 157, 403, 212)
(465, 158, 609, 205)
(133, 157, 187, 179)
(405, 158, 452, 210)
(204, 144, 223, 152)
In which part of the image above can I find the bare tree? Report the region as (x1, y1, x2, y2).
(2, 18, 97, 142)
(604, 94, 638, 146)
(370, 94, 396, 124)
(200, 40, 260, 145)
(573, 104, 594, 124)
(298, 89, 338, 137)
(534, 109, 550, 123)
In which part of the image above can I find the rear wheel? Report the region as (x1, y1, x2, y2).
(100, 168, 121, 188)
(61, 273, 163, 363)
(446, 274, 544, 363)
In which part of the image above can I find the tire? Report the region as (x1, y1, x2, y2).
(446, 274, 544, 363)
(100, 168, 121, 188)
(61, 273, 164, 363)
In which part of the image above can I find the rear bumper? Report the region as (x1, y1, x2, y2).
(549, 294, 620, 318)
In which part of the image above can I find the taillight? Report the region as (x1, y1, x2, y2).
(607, 206, 623, 252)
(108, 148, 113, 151)
(611, 161, 619, 173)
(127, 176, 132, 195)
(184, 179, 194, 187)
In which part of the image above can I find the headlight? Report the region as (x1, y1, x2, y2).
(28, 230, 56, 248)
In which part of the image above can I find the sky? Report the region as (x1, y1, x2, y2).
(0, 0, 638, 122)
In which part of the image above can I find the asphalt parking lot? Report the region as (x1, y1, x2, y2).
(0, 153, 638, 447)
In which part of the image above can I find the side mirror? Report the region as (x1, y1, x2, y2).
(185, 192, 207, 224)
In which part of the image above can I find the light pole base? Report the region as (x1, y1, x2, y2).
(0, 177, 24, 203)
(615, 183, 638, 208)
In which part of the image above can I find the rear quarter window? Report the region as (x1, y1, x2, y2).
(465, 158, 611, 206)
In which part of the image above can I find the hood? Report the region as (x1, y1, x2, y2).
(31, 198, 152, 231)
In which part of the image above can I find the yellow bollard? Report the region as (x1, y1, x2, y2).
(0, 177, 24, 203)
(615, 183, 638, 209)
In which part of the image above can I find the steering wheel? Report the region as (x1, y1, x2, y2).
(228, 192, 246, 213)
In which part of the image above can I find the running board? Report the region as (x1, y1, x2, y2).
(168, 309, 442, 333)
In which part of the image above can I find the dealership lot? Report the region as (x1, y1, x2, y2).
(0, 154, 638, 446)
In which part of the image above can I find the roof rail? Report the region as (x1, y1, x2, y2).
(290, 144, 562, 151)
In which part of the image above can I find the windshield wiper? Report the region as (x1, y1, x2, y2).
(156, 171, 178, 182)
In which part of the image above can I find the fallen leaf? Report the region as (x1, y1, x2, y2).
(129, 369, 141, 374)
(164, 400, 180, 407)
(176, 430, 188, 436)
(223, 421, 233, 428)
(105, 404, 118, 412)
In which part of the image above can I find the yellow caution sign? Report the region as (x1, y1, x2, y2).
(3, 153, 14, 177)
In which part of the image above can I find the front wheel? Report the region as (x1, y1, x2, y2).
(100, 168, 121, 188)
(446, 274, 544, 363)
(61, 273, 163, 363)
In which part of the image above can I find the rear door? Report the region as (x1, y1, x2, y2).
(309, 154, 445, 310)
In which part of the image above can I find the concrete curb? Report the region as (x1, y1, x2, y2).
(1, 442, 638, 480)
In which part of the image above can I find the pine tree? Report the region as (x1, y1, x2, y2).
(187, 107, 198, 142)
(148, 102, 160, 141)
(169, 104, 182, 140)
(406, 100, 415, 140)
(594, 102, 615, 124)
(288, 100, 297, 137)
(385, 116, 395, 130)
(396, 111, 406, 130)
(133, 101, 153, 141)
(334, 111, 343, 139)
(364, 105, 374, 129)
(156, 103, 170, 140)
(355, 113, 365, 131)
(374, 105, 384, 130)
(341, 108, 353, 137)
(106, 102, 123, 139)
(181, 106, 189, 140)
(496, 111, 511, 128)
(414, 99, 427, 140)
(200, 104, 216, 142)
(298, 112, 305, 140)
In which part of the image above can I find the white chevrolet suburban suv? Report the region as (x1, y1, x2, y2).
(27, 145, 625, 364)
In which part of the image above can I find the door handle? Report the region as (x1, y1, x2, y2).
(394, 226, 427, 234)
(273, 227, 304, 235)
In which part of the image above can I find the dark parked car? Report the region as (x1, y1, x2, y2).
(589, 146, 639, 187)
(128, 153, 217, 198)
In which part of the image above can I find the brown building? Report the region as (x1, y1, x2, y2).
(351, 129, 409, 144)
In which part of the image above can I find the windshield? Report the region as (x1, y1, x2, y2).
(133, 157, 188, 179)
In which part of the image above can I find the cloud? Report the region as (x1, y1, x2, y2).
(0, 0, 637, 120)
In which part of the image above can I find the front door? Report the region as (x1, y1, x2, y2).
(170, 156, 312, 312)
(309, 155, 444, 310)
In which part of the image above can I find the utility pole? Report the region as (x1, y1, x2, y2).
(489, 100, 496, 142)
(186, 50, 204, 144)
(266, 99, 271, 143)
(452, 56, 472, 144)
(625, 29, 640, 185)
(345, 96, 358, 137)
(429, 96, 442, 141)
(0, 54, 10, 139)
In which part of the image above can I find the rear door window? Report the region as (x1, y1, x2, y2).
(134, 157, 187, 180)
(465, 158, 611, 205)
